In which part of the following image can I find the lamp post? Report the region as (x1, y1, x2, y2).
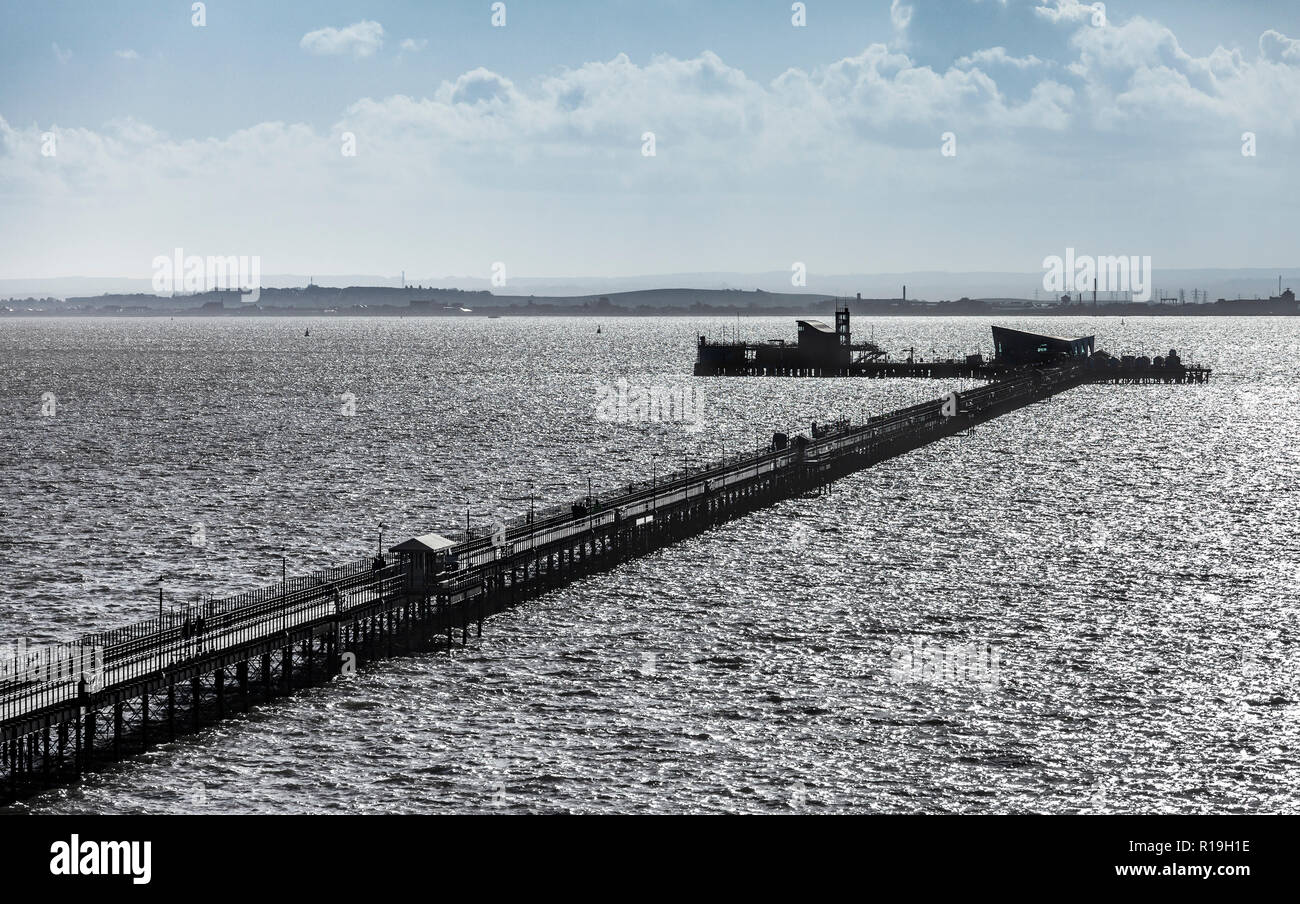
(651, 457, 658, 511)
(281, 553, 288, 635)
(378, 522, 387, 557)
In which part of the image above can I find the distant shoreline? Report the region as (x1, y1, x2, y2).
(4, 308, 1297, 319)
(4, 283, 1296, 318)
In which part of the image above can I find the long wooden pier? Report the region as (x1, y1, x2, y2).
(0, 360, 1196, 805)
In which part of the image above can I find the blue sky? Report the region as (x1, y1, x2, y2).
(2, 0, 1298, 281)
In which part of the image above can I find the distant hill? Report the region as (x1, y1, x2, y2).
(3, 267, 1297, 304)
(23, 286, 836, 313)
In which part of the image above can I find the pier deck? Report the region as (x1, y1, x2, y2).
(0, 360, 1199, 805)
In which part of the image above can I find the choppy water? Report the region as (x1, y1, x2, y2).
(1, 315, 1297, 813)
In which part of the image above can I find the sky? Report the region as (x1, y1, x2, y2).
(1, 0, 1298, 283)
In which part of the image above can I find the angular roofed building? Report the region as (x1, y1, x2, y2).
(991, 326, 1095, 366)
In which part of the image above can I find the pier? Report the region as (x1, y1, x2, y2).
(693, 354, 1211, 383)
(0, 334, 1208, 805)
(695, 311, 1211, 383)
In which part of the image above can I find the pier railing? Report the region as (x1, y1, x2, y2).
(0, 557, 405, 723)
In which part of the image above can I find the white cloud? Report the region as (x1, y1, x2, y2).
(1062, 18, 1300, 132)
(1259, 29, 1300, 64)
(1, 44, 1086, 230)
(52, 42, 72, 64)
(16, 29, 1298, 206)
(890, 0, 914, 32)
(300, 21, 385, 58)
(115, 49, 140, 61)
(11, 28, 1300, 200)
(399, 38, 428, 53)
(1033, 0, 1096, 25)
(956, 47, 1045, 69)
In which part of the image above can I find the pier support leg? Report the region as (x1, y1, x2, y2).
(57, 720, 69, 776)
(42, 722, 50, 787)
(191, 676, 202, 730)
(237, 660, 249, 712)
(84, 709, 95, 769)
